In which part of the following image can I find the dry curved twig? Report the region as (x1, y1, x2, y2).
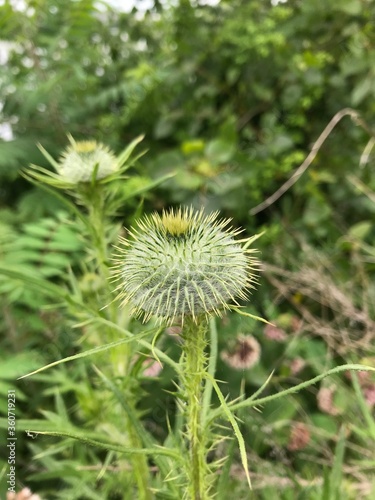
(250, 108, 374, 215)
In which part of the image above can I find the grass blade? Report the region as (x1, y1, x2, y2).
(206, 373, 251, 489)
(18, 332, 151, 379)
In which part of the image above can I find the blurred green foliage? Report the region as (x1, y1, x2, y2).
(0, 0, 374, 498)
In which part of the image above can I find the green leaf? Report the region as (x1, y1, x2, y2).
(117, 135, 145, 169)
(86, 316, 180, 373)
(15, 236, 47, 249)
(220, 364, 375, 415)
(335, 0, 362, 15)
(350, 371, 375, 439)
(347, 221, 372, 241)
(216, 438, 237, 498)
(18, 330, 154, 380)
(205, 139, 235, 164)
(38, 143, 60, 170)
(23, 223, 52, 238)
(206, 373, 252, 490)
(352, 77, 373, 106)
(121, 172, 176, 201)
(0, 353, 43, 380)
(329, 426, 346, 500)
(39, 253, 71, 267)
(93, 366, 181, 490)
(202, 318, 218, 426)
(230, 306, 271, 325)
(0, 265, 69, 299)
(0, 419, 180, 459)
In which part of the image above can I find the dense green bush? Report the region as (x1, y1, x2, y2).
(0, 0, 374, 498)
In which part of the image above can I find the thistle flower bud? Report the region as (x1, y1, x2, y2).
(57, 136, 118, 183)
(112, 207, 259, 325)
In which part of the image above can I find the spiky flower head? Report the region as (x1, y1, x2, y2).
(56, 135, 119, 183)
(24, 135, 143, 192)
(112, 207, 259, 325)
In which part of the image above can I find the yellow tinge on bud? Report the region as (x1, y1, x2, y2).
(57, 135, 119, 183)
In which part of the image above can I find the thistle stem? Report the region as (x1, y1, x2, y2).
(86, 184, 110, 281)
(84, 185, 150, 495)
(182, 317, 211, 500)
(85, 184, 130, 371)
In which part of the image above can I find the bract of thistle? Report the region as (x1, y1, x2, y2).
(112, 207, 259, 325)
(57, 136, 119, 183)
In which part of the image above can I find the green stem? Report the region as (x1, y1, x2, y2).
(86, 184, 110, 280)
(85, 184, 131, 373)
(182, 317, 211, 500)
(202, 318, 218, 426)
(127, 418, 152, 500)
(83, 184, 150, 495)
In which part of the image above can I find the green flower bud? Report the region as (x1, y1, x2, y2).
(57, 136, 118, 183)
(112, 207, 259, 325)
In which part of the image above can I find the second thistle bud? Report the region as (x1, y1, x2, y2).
(112, 207, 259, 325)
(57, 136, 119, 183)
